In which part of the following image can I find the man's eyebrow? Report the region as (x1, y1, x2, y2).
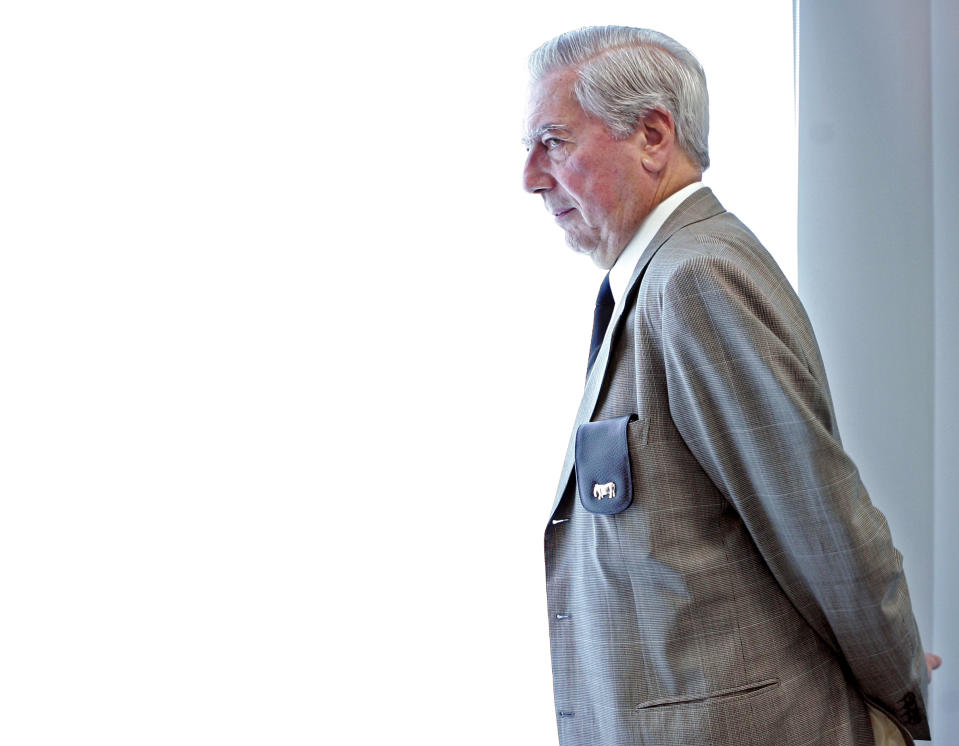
(522, 124, 571, 148)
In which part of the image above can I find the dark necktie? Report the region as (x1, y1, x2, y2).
(587, 273, 614, 376)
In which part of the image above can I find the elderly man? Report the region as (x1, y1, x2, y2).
(524, 26, 931, 745)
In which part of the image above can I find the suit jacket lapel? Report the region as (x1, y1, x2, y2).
(548, 188, 726, 520)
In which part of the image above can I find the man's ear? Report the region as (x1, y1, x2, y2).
(636, 109, 675, 173)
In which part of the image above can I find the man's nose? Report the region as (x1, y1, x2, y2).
(523, 148, 554, 194)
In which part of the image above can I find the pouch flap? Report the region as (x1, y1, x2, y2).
(574, 414, 636, 515)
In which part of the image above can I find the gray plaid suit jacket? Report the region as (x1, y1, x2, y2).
(545, 188, 930, 745)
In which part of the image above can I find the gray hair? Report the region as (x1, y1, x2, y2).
(529, 26, 710, 171)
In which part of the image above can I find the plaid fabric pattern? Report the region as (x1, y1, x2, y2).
(545, 189, 930, 745)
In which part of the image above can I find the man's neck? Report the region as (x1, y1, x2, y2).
(607, 181, 705, 304)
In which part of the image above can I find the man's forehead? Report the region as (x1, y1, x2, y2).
(527, 67, 577, 111)
(525, 68, 583, 137)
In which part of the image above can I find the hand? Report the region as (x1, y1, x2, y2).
(926, 652, 942, 677)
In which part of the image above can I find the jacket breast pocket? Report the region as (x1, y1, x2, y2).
(575, 414, 647, 515)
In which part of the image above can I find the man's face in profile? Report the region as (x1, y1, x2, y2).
(523, 67, 652, 269)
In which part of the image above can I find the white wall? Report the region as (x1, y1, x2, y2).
(931, 0, 959, 734)
(797, 0, 955, 739)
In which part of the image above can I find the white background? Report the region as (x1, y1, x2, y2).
(1, 2, 793, 743)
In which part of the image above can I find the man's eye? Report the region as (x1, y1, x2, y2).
(543, 137, 563, 150)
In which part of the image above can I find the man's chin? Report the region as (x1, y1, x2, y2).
(564, 231, 596, 256)
(565, 234, 617, 270)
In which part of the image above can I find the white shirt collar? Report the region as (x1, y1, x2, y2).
(608, 182, 704, 304)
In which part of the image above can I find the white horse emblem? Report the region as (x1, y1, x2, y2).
(593, 481, 616, 500)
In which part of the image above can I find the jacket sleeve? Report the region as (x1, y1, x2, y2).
(659, 253, 930, 740)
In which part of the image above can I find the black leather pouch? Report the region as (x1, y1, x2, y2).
(574, 414, 636, 515)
